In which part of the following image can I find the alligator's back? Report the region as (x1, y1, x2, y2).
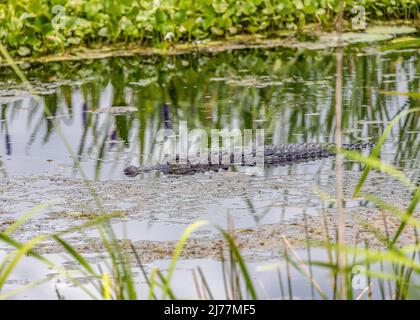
(124, 142, 374, 176)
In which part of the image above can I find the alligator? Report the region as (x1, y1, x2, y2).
(124, 142, 374, 177)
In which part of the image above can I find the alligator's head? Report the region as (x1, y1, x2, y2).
(124, 165, 140, 177)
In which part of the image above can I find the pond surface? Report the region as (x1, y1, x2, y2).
(0, 39, 419, 299)
(0, 43, 419, 180)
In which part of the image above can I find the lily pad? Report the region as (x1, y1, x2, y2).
(319, 32, 393, 45)
(365, 25, 417, 35)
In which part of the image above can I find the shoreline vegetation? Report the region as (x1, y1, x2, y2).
(0, 0, 419, 62)
(0, 22, 418, 66)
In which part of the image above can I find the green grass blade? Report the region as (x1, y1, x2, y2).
(130, 242, 156, 300)
(197, 266, 215, 300)
(352, 107, 420, 197)
(362, 193, 420, 229)
(162, 220, 209, 299)
(335, 245, 420, 273)
(52, 235, 97, 276)
(157, 270, 177, 300)
(391, 186, 420, 246)
(342, 150, 415, 190)
(216, 227, 258, 300)
(378, 91, 420, 99)
(0, 43, 30, 85)
(380, 39, 420, 51)
(0, 235, 48, 288)
(4, 201, 58, 236)
(0, 276, 55, 300)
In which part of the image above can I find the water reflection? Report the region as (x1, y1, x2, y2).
(0, 46, 419, 180)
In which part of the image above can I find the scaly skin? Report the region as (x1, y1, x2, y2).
(124, 142, 374, 176)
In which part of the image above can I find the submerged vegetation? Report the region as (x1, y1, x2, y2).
(0, 0, 419, 58)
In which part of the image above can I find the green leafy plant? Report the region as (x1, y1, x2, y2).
(0, 0, 418, 57)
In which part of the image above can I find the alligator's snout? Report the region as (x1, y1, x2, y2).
(124, 165, 139, 177)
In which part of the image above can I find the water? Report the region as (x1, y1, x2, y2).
(0, 42, 419, 299)
(0, 45, 419, 180)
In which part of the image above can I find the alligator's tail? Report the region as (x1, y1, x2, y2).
(263, 142, 374, 164)
(341, 142, 375, 151)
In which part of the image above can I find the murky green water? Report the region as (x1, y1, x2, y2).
(1, 44, 419, 180)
